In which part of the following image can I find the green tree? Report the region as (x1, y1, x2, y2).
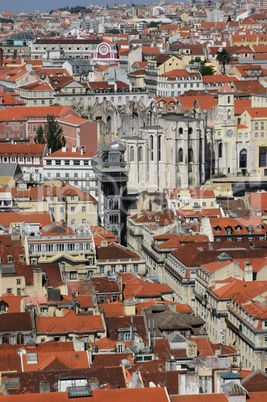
(201, 65, 214, 76)
(45, 115, 66, 152)
(34, 115, 66, 152)
(216, 49, 232, 75)
(108, 29, 120, 34)
(34, 125, 46, 144)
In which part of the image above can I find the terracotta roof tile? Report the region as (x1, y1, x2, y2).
(93, 387, 169, 401)
(97, 243, 140, 260)
(105, 315, 148, 341)
(36, 310, 105, 334)
(92, 277, 121, 294)
(99, 301, 125, 316)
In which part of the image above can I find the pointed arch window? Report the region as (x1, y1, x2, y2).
(178, 148, 183, 163)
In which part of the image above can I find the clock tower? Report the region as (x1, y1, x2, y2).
(214, 83, 237, 176)
(218, 83, 234, 124)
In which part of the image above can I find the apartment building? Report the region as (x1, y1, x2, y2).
(0, 183, 98, 228)
(157, 69, 203, 97)
(43, 146, 98, 198)
(30, 39, 102, 61)
(0, 143, 48, 182)
(25, 222, 96, 280)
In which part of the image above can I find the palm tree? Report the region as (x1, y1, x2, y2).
(216, 49, 232, 75)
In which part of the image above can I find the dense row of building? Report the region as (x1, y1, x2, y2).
(1, 0, 267, 400)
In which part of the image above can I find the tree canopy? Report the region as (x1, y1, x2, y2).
(201, 65, 214, 76)
(216, 49, 232, 75)
(34, 115, 66, 153)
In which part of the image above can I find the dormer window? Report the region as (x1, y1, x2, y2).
(235, 225, 242, 231)
(214, 226, 221, 232)
(226, 226, 232, 235)
(247, 225, 253, 234)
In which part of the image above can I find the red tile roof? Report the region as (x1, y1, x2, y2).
(123, 277, 173, 300)
(0, 211, 52, 229)
(0, 183, 97, 204)
(93, 387, 169, 401)
(97, 243, 140, 260)
(170, 395, 228, 402)
(91, 226, 120, 247)
(209, 216, 265, 237)
(35, 310, 105, 334)
(0, 294, 23, 313)
(22, 350, 90, 372)
(99, 301, 125, 316)
(92, 276, 121, 294)
(0, 143, 46, 156)
(0, 109, 27, 122)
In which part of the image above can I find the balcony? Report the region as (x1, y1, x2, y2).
(225, 318, 255, 348)
(193, 289, 207, 305)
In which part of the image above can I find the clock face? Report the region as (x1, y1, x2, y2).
(226, 129, 233, 137)
(99, 45, 108, 55)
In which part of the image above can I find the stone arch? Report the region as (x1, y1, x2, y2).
(150, 135, 154, 161)
(158, 135, 162, 161)
(178, 148, 183, 163)
(107, 115, 112, 132)
(239, 148, 247, 168)
(130, 146, 134, 162)
(189, 148, 194, 163)
(138, 146, 143, 162)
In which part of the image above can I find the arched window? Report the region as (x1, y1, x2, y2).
(189, 148, 194, 163)
(138, 146, 143, 162)
(179, 127, 183, 134)
(228, 109, 231, 120)
(188, 127, 192, 135)
(130, 146, 134, 162)
(239, 149, 247, 168)
(158, 135, 161, 161)
(218, 143, 223, 158)
(227, 96, 231, 104)
(150, 135, 154, 161)
(107, 115, 111, 132)
(178, 148, 183, 163)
